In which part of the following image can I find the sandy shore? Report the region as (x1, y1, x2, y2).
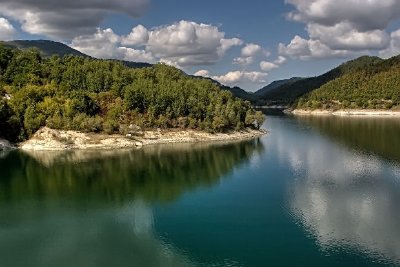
(290, 109, 400, 117)
(19, 127, 266, 151)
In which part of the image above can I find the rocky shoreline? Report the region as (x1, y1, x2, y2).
(289, 109, 400, 117)
(19, 127, 266, 151)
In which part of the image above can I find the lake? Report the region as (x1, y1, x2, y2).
(1, 114, 400, 267)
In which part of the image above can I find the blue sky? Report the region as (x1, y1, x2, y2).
(1, 0, 400, 91)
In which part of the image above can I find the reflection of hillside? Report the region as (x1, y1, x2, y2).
(296, 116, 400, 163)
(0, 200, 195, 267)
(0, 140, 263, 203)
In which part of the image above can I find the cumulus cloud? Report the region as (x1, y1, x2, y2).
(71, 28, 155, 63)
(260, 61, 279, 72)
(233, 43, 269, 65)
(71, 20, 243, 66)
(279, 35, 350, 60)
(145, 20, 243, 67)
(379, 29, 400, 58)
(282, 0, 400, 59)
(286, 0, 400, 30)
(121, 25, 149, 46)
(0, 0, 149, 39)
(212, 71, 268, 85)
(0, 17, 15, 40)
(307, 22, 390, 51)
(260, 56, 287, 71)
(193, 69, 210, 77)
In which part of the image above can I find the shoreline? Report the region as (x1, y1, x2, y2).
(289, 109, 400, 117)
(19, 127, 266, 151)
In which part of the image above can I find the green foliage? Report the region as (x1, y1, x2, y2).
(0, 44, 261, 141)
(258, 56, 385, 106)
(295, 56, 400, 110)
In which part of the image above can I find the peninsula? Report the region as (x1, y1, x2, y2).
(0, 44, 265, 150)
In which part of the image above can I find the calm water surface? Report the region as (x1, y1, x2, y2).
(1, 115, 400, 266)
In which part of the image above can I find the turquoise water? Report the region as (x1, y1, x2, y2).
(1, 115, 400, 266)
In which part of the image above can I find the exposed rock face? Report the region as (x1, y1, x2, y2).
(0, 139, 13, 150)
(20, 127, 266, 151)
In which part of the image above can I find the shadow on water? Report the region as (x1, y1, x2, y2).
(0, 139, 264, 267)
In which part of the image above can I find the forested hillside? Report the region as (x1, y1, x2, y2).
(257, 56, 384, 105)
(295, 56, 400, 110)
(0, 45, 264, 142)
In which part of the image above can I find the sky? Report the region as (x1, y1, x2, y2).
(1, 0, 400, 91)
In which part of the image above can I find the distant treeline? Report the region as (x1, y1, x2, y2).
(0, 45, 264, 142)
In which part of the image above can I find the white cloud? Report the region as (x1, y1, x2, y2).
(233, 43, 269, 65)
(286, 0, 400, 30)
(259, 56, 287, 71)
(212, 71, 268, 85)
(71, 28, 120, 59)
(0, 0, 149, 39)
(279, 35, 352, 60)
(241, 43, 263, 57)
(307, 22, 390, 51)
(121, 24, 149, 46)
(274, 56, 287, 65)
(0, 17, 15, 40)
(71, 28, 155, 63)
(260, 61, 279, 71)
(143, 21, 242, 67)
(118, 47, 155, 62)
(282, 0, 400, 59)
(71, 20, 244, 67)
(379, 29, 400, 58)
(193, 69, 210, 77)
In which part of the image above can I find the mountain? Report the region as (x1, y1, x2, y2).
(254, 77, 303, 97)
(2, 40, 88, 57)
(2, 40, 152, 69)
(0, 41, 264, 141)
(295, 55, 400, 110)
(257, 56, 384, 105)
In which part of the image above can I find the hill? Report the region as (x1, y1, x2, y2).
(295, 55, 400, 110)
(254, 77, 303, 98)
(2, 40, 88, 58)
(257, 56, 384, 105)
(0, 44, 264, 142)
(2, 40, 153, 69)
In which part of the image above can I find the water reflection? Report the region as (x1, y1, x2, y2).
(0, 140, 263, 267)
(275, 117, 400, 264)
(0, 140, 264, 204)
(296, 116, 400, 163)
(0, 199, 194, 267)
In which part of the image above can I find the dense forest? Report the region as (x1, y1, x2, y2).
(257, 56, 385, 106)
(295, 56, 400, 110)
(0, 45, 264, 142)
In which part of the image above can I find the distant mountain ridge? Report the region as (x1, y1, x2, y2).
(295, 55, 400, 110)
(2, 40, 88, 58)
(2, 40, 152, 69)
(256, 56, 384, 106)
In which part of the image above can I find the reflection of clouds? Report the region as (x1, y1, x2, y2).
(270, 117, 400, 264)
(0, 200, 194, 267)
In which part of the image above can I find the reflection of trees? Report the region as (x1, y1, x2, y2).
(0, 140, 263, 203)
(0, 200, 195, 267)
(296, 116, 400, 162)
